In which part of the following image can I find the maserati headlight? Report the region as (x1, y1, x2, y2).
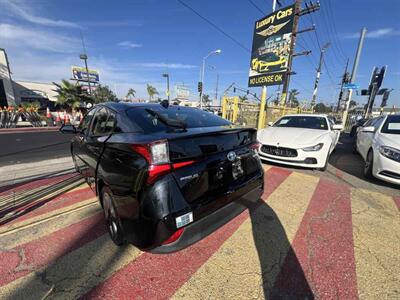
(379, 146, 400, 162)
(302, 143, 324, 152)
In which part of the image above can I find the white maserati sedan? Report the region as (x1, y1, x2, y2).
(356, 114, 400, 185)
(257, 114, 343, 171)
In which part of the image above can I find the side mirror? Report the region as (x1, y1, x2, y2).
(361, 126, 375, 133)
(332, 124, 343, 131)
(60, 124, 76, 134)
(267, 121, 273, 126)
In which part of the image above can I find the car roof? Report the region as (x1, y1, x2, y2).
(280, 114, 328, 118)
(100, 102, 176, 112)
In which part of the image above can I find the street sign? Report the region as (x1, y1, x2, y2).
(248, 4, 295, 87)
(343, 83, 359, 90)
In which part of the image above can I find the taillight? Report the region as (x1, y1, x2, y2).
(131, 141, 196, 184)
(249, 142, 261, 151)
(162, 228, 184, 245)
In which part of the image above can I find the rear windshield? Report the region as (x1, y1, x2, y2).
(274, 116, 328, 130)
(381, 115, 400, 135)
(126, 106, 231, 133)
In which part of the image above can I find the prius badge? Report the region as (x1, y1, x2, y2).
(227, 151, 237, 162)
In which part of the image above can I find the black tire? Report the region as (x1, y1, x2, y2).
(102, 187, 125, 246)
(364, 150, 374, 179)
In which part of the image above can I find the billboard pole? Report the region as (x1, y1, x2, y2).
(257, 0, 278, 130)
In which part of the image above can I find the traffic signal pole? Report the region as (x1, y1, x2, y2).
(336, 58, 349, 112)
(342, 27, 366, 125)
(311, 43, 330, 109)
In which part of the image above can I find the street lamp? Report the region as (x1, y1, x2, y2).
(200, 49, 221, 109)
(162, 73, 170, 104)
(79, 53, 92, 94)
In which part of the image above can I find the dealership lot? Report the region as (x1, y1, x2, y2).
(0, 143, 398, 299)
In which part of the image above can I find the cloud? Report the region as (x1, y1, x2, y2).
(134, 63, 198, 69)
(81, 20, 142, 28)
(0, 23, 80, 53)
(343, 28, 400, 39)
(118, 41, 142, 49)
(1, 0, 79, 28)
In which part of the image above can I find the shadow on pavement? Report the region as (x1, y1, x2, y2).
(329, 133, 399, 190)
(0, 173, 84, 225)
(239, 198, 314, 299)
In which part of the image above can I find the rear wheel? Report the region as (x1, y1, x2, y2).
(102, 187, 125, 246)
(364, 150, 374, 179)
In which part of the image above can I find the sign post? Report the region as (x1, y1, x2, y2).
(248, 4, 295, 129)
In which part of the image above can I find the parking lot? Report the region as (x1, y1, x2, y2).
(0, 134, 398, 299)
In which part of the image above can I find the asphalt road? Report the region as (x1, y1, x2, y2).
(0, 131, 72, 167)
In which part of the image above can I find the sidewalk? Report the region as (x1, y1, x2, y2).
(0, 157, 75, 188)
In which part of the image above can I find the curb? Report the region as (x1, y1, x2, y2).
(0, 127, 61, 134)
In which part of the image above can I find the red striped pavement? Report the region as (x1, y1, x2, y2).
(273, 178, 358, 299)
(83, 167, 291, 299)
(393, 197, 400, 211)
(1, 186, 94, 226)
(0, 213, 105, 286)
(0, 173, 78, 195)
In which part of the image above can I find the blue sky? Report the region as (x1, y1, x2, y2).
(1, 0, 399, 106)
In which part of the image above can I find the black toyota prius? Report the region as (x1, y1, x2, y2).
(61, 102, 264, 253)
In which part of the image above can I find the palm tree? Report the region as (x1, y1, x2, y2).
(288, 89, 300, 107)
(53, 79, 92, 109)
(126, 88, 136, 100)
(146, 84, 159, 102)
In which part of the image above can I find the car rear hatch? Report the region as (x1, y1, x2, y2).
(168, 127, 262, 208)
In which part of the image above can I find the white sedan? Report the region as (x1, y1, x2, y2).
(356, 114, 400, 185)
(257, 114, 343, 171)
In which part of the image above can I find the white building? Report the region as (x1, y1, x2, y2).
(0, 48, 58, 109)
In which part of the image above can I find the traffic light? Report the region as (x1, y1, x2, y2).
(246, 90, 249, 95)
(233, 87, 236, 93)
(381, 90, 391, 107)
(197, 82, 203, 93)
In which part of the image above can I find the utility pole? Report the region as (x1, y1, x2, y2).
(162, 73, 170, 104)
(215, 73, 219, 106)
(311, 42, 330, 109)
(342, 27, 367, 125)
(336, 58, 349, 112)
(79, 32, 92, 95)
(280, 0, 320, 105)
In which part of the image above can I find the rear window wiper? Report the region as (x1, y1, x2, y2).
(145, 108, 187, 130)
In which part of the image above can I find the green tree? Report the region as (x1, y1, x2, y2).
(92, 85, 118, 103)
(53, 79, 92, 109)
(288, 89, 300, 107)
(239, 95, 248, 102)
(314, 102, 332, 113)
(203, 94, 212, 106)
(146, 84, 159, 102)
(126, 88, 136, 100)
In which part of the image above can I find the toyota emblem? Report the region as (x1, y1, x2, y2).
(227, 151, 237, 162)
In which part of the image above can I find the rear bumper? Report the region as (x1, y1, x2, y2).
(150, 183, 263, 253)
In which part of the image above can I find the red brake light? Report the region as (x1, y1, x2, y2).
(249, 142, 261, 150)
(162, 228, 184, 245)
(131, 144, 151, 162)
(147, 164, 171, 184)
(172, 160, 196, 169)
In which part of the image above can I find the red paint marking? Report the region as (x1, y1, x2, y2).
(263, 167, 292, 199)
(1, 187, 94, 227)
(335, 169, 344, 179)
(0, 173, 77, 195)
(83, 168, 292, 299)
(273, 178, 358, 299)
(0, 213, 105, 287)
(393, 197, 400, 211)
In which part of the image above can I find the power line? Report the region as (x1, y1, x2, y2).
(177, 0, 250, 53)
(248, 0, 265, 14)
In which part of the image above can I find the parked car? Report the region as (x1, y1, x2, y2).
(60, 102, 264, 252)
(350, 116, 369, 137)
(355, 114, 400, 185)
(257, 114, 343, 171)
